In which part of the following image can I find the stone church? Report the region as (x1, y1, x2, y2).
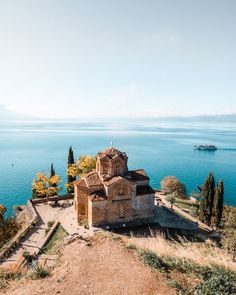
(74, 147, 155, 228)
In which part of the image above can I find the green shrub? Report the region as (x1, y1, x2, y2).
(167, 279, 193, 295)
(138, 249, 168, 272)
(194, 267, 236, 295)
(22, 250, 32, 262)
(0, 217, 20, 249)
(45, 220, 55, 236)
(136, 247, 236, 295)
(126, 243, 137, 250)
(29, 263, 50, 280)
(47, 221, 54, 228)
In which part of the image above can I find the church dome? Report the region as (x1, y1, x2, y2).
(97, 147, 127, 160)
(96, 147, 128, 178)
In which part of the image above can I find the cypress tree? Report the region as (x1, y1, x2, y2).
(32, 188, 37, 199)
(50, 163, 55, 178)
(50, 163, 57, 188)
(68, 146, 75, 166)
(211, 180, 224, 227)
(199, 172, 215, 225)
(67, 146, 76, 193)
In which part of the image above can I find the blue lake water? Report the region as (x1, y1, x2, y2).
(0, 120, 236, 216)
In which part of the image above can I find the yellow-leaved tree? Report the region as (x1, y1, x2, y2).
(66, 155, 96, 192)
(0, 204, 7, 221)
(32, 172, 61, 199)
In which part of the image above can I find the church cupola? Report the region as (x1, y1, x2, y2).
(96, 147, 128, 178)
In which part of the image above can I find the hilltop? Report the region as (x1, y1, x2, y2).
(2, 230, 236, 295)
(2, 233, 174, 295)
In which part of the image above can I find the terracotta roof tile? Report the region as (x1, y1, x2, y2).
(97, 147, 127, 160)
(73, 179, 87, 187)
(125, 169, 150, 181)
(85, 172, 102, 186)
(103, 176, 123, 186)
(89, 190, 107, 201)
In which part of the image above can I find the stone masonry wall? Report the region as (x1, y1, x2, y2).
(75, 186, 89, 224)
(132, 193, 155, 219)
(88, 199, 108, 227)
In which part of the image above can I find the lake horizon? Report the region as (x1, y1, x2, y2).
(0, 119, 236, 216)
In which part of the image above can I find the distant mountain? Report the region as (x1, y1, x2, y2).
(97, 114, 236, 124)
(117, 114, 236, 123)
(150, 114, 236, 123)
(0, 104, 35, 121)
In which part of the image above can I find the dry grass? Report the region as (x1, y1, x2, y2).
(128, 231, 236, 273)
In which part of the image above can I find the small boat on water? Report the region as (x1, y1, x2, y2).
(194, 145, 217, 151)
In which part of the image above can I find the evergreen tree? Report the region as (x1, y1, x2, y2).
(50, 163, 57, 189)
(199, 172, 215, 225)
(32, 188, 38, 199)
(211, 179, 224, 227)
(50, 163, 55, 178)
(67, 146, 76, 193)
(68, 146, 75, 166)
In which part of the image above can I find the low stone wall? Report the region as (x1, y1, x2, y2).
(36, 220, 60, 256)
(0, 200, 38, 262)
(31, 194, 74, 205)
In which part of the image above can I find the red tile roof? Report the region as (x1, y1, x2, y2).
(97, 147, 127, 160)
(84, 172, 102, 186)
(125, 169, 150, 181)
(89, 190, 107, 201)
(73, 179, 87, 187)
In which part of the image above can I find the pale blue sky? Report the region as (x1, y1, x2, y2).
(0, 0, 236, 119)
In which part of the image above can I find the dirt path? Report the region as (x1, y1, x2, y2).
(3, 234, 175, 295)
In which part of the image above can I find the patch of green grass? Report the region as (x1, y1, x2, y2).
(42, 225, 68, 255)
(44, 220, 55, 236)
(194, 267, 236, 295)
(28, 262, 50, 280)
(167, 279, 192, 295)
(126, 243, 137, 250)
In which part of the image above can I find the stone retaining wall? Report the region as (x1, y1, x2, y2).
(31, 194, 74, 205)
(0, 200, 38, 262)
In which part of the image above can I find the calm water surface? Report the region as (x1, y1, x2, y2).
(0, 120, 235, 216)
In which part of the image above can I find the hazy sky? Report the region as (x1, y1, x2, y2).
(0, 0, 236, 119)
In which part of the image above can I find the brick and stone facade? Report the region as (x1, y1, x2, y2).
(74, 147, 155, 228)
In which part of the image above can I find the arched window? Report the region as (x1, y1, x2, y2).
(119, 204, 125, 219)
(118, 186, 125, 195)
(115, 166, 119, 175)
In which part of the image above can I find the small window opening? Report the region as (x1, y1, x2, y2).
(118, 187, 125, 195)
(119, 204, 125, 219)
(115, 166, 119, 174)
